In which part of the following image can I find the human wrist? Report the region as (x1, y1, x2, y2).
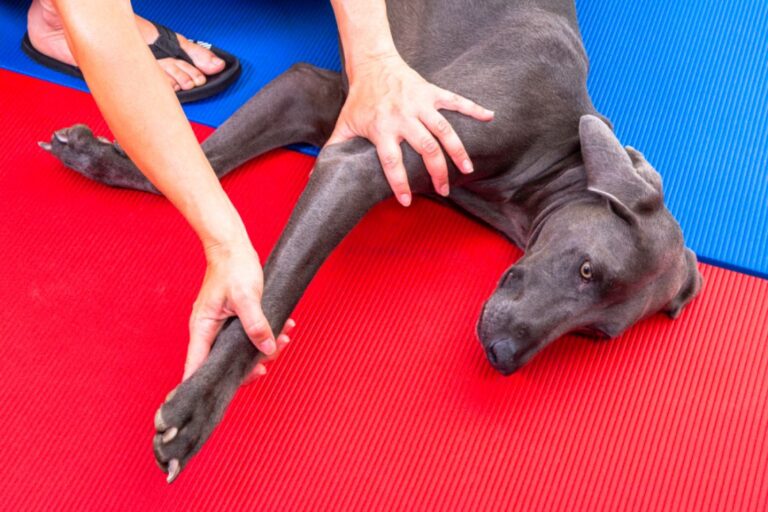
(198, 205, 254, 261)
(330, 0, 399, 79)
(345, 49, 401, 84)
(203, 233, 257, 263)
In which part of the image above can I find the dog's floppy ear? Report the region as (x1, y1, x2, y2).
(579, 115, 663, 217)
(665, 248, 704, 319)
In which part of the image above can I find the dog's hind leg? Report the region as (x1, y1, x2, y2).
(42, 63, 344, 192)
(151, 139, 412, 482)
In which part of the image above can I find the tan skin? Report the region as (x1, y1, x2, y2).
(48, 0, 491, 383)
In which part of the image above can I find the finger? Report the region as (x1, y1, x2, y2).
(420, 110, 474, 174)
(436, 89, 494, 122)
(184, 315, 223, 380)
(265, 334, 291, 363)
(280, 318, 296, 337)
(232, 293, 277, 356)
(243, 363, 268, 386)
(404, 121, 449, 196)
(325, 121, 355, 147)
(375, 137, 411, 206)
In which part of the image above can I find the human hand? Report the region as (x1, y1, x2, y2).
(326, 53, 494, 206)
(183, 241, 294, 383)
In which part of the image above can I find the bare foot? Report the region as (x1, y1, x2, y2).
(27, 0, 226, 92)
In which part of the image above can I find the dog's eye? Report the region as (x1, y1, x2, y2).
(579, 261, 593, 281)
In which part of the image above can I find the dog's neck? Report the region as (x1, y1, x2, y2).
(523, 162, 591, 249)
(450, 137, 590, 248)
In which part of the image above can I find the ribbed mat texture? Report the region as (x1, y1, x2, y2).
(1, 71, 768, 510)
(0, 0, 341, 127)
(1, 0, 766, 277)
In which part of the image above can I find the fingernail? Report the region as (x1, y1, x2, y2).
(486, 109, 495, 117)
(213, 57, 224, 66)
(260, 338, 276, 355)
(439, 184, 450, 197)
(462, 160, 474, 173)
(399, 194, 412, 207)
(255, 365, 267, 376)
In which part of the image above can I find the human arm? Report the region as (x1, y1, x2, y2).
(50, 0, 286, 379)
(328, 0, 494, 205)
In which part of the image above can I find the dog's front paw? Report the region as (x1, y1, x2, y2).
(39, 125, 158, 193)
(152, 374, 237, 483)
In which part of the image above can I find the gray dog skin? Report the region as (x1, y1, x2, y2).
(42, 0, 703, 482)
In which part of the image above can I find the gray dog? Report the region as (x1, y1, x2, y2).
(42, 0, 703, 482)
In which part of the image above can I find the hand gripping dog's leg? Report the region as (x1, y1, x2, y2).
(152, 140, 398, 482)
(42, 63, 344, 192)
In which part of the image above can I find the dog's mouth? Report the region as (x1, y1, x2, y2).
(571, 326, 611, 339)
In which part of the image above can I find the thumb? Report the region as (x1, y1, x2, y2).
(233, 294, 276, 356)
(184, 315, 225, 380)
(325, 121, 355, 147)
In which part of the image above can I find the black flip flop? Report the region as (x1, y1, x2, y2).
(21, 22, 241, 104)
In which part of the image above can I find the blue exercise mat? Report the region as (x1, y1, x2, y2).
(0, 0, 340, 126)
(1, 0, 766, 278)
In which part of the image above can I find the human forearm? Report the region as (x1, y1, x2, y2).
(52, 0, 248, 251)
(330, 0, 399, 78)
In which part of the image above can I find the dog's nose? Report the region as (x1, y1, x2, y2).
(487, 340, 515, 366)
(485, 339, 525, 375)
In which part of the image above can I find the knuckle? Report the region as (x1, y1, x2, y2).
(245, 318, 269, 337)
(381, 153, 400, 169)
(389, 177, 408, 191)
(450, 147, 468, 161)
(421, 137, 440, 155)
(435, 117, 451, 134)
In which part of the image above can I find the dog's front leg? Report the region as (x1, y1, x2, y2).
(152, 140, 394, 482)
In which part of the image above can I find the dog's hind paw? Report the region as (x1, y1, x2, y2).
(40, 124, 158, 193)
(152, 374, 238, 483)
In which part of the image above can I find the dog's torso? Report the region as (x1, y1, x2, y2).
(360, 0, 598, 246)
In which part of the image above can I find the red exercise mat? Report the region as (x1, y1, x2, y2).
(0, 71, 766, 511)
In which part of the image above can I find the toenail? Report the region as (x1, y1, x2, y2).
(162, 427, 178, 443)
(167, 459, 181, 484)
(154, 408, 168, 431)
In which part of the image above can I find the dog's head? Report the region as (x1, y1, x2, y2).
(477, 115, 703, 375)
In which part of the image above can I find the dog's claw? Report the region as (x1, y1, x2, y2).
(38, 141, 52, 152)
(165, 389, 177, 402)
(54, 130, 68, 144)
(112, 141, 126, 157)
(162, 427, 178, 444)
(97, 136, 110, 144)
(166, 459, 180, 484)
(154, 408, 167, 431)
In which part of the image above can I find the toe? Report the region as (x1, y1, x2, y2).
(154, 407, 168, 431)
(175, 60, 207, 87)
(158, 59, 195, 91)
(179, 35, 226, 75)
